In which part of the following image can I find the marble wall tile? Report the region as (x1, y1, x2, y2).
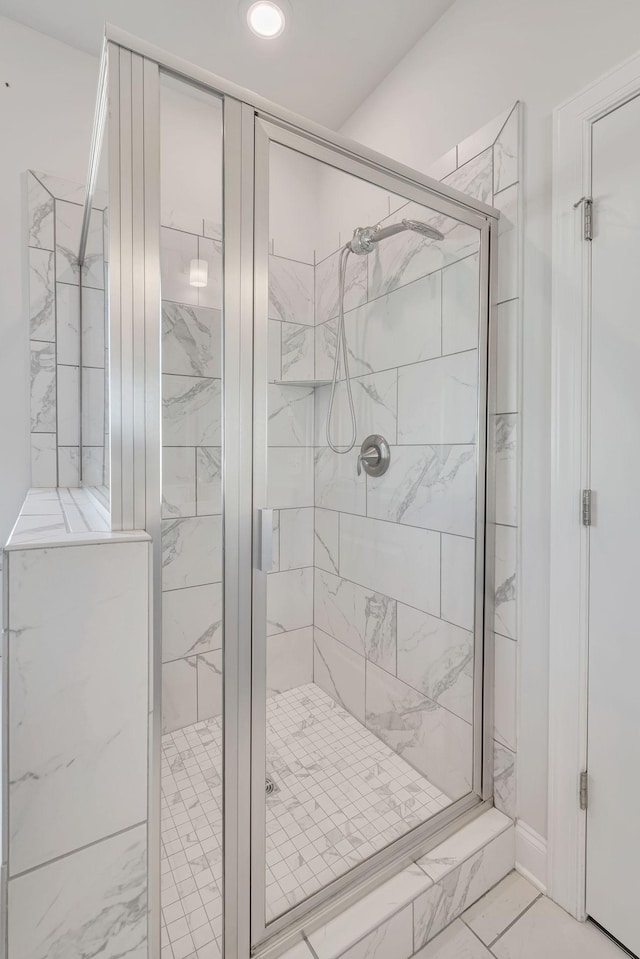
(8, 824, 147, 959)
(196, 235, 223, 311)
(413, 827, 514, 948)
(315, 369, 398, 447)
(443, 148, 494, 205)
(56, 282, 80, 365)
(279, 507, 314, 570)
(268, 447, 314, 508)
(55, 199, 83, 285)
(281, 322, 314, 381)
(58, 446, 80, 486)
(442, 254, 479, 356)
(493, 741, 516, 819)
(315, 318, 337, 380)
(7, 542, 148, 875)
(343, 271, 442, 377)
(268, 384, 314, 446)
(57, 364, 80, 445)
(197, 649, 223, 720)
(415, 920, 493, 958)
(398, 351, 478, 445)
(162, 583, 222, 662)
(441, 534, 476, 632)
(34, 170, 94, 205)
(162, 374, 221, 446)
(367, 445, 477, 538)
(315, 507, 339, 575)
(28, 249, 55, 341)
(494, 634, 517, 750)
(366, 661, 472, 797)
(313, 627, 366, 723)
(161, 515, 222, 590)
(30, 341, 56, 432)
(494, 185, 518, 304)
(397, 604, 473, 724)
(340, 513, 440, 615)
(162, 303, 221, 377)
(81, 207, 105, 290)
(315, 446, 366, 515)
(196, 446, 222, 515)
(266, 627, 314, 698)
(269, 255, 314, 326)
(160, 226, 198, 306)
(314, 568, 396, 671)
(272, 509, 281, 571)
(82, 447, 105, 487)
(339, 905, 413, 959)
(30, 433, 57, 487)
(82, 366, 105, 447)
(496, 299, 518, 414)
(495, 414, 517, 527)
(417, 808, 511, 881)
(427, 147, 457, 181)
(162, 447, 196, 518)
(81, 286, 106, 368)
(315, 249, 368, 324)
(494, 525, 516, 639)
(267, 567, 313, 635)
(162, 657, 198, 732)
(269, 319, 282, 381)
(27, 173, 54, 249)
(494, 107, 519, 194)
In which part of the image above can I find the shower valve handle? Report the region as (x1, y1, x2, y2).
(357, 435, 391, 478)
(357, 446, 380, 476)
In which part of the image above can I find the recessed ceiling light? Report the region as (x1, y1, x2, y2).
(246, 1, 286, 39)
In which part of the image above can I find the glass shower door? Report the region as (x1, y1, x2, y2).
(251, 117, 491, 945)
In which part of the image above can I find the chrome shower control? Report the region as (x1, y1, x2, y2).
(357, 435, 390, 477)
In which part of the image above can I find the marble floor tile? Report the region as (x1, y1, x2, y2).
(415, 919, 493, 958)
(461, 872, 539, 946)
(491, 897, 625, 959)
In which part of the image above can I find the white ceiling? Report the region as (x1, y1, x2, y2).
(0, 0, 453, 127)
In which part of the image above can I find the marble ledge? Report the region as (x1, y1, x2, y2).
(306, 807, 512, 959)
(4, 488, 150, 552)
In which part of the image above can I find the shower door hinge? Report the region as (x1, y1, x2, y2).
(582, 489, 592, 526)
(574, 196, 593, 241)
(579, 770, 589, 810)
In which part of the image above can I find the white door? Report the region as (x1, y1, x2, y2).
(587, 92, 640, 956)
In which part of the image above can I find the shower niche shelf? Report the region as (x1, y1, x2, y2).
(273, 379, 331, 388)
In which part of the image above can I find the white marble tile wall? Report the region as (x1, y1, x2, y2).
(3, 532, 150, 959)
(27, 170, 109, 490)
(308, 104, 521, 818)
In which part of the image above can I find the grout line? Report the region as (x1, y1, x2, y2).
(486, 892, 543, 950)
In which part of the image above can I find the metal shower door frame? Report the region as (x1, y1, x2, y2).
(92, 25, 499, 959)
(250, 117, 497, 953)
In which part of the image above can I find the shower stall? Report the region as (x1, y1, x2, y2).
(33, 25, 499, 959)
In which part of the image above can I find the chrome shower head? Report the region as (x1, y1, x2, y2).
(348, 217, 444, 254)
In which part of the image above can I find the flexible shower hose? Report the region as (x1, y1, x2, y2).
(326, 245, 358, 453)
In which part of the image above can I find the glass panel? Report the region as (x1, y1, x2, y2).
(159, 74, 224, 954)
(80, 131, 109, 499)
(262, 141, 482, 922)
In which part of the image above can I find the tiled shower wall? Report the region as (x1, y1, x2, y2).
(265, 103, 520, 816)
(160, 222, 225, 733)
(27, 171, 108, 488)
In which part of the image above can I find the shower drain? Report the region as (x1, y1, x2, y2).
(265, 775, 279, 796)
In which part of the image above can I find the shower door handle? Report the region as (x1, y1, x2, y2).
(255, 508, 273, 572)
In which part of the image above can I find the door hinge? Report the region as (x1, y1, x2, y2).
(574, 196, 593, 241)
(580, 770, 589, 810)
(582, 489, 592, 526)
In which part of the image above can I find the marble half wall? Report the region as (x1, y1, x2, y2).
(2, 508, 151, 959)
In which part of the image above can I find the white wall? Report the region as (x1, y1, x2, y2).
(0, 17, 99, 544)
(339, 0, 640, 840)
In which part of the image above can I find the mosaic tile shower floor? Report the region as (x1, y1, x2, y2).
(161, 682, 451, 958)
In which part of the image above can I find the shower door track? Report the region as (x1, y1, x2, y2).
(93, 24, 500, 959)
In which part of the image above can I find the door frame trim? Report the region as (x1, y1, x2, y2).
(549, 46, 640, 919)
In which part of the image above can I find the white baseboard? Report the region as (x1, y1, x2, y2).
(515, 820, 547, 893)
